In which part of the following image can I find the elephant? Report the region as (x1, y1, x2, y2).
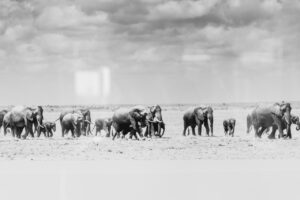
(5, 106, 37, 139)
(59, 108, 91, 136)
(2, 111, 11, 136)
(61, 113, 84, 138)
(32, 106, 44, 136)
(37, 121, 56, 138)
(223, 118, 236, 137)
(144, 105, 165, 138)
(182, 106, 214, 136)
(249, 102, 292, 139)
(112, 105, 149, 140)
(265, 114, 300, 138)
(92, 118, 112, 137)
(0, 109, 8, 133)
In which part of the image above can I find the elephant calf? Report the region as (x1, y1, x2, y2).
(38, 122, 56, 138)
(93, 118, 112, 137)
(223, 118, 236, 137)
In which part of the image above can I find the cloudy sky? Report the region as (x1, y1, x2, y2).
(0, 0, 300, 105)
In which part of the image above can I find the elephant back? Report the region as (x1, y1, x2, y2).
(112, 108, 131, 123)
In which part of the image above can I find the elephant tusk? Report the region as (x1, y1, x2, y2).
(38, 124, 45, 129)
(84, 120, 93, 125)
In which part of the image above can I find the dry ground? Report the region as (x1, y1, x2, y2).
(0, 105, 300, 160)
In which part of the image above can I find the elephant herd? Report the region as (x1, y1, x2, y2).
(0, 101, 298, 140)
(0, 105, 165, 140)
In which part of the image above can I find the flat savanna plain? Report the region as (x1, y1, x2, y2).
(1, 103, 300, 160)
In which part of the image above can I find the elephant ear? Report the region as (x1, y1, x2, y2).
(201, 107, 209, 117)
(271, 104, 283, 117)
(26, 110, 34, 122)
(150, 106, 156, 113)
(129, 109, 140, 120)
(280, 102, 291, 112)
(193, 107, 204, 121)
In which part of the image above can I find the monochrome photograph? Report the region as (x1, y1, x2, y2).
(1, 0, 300, 199)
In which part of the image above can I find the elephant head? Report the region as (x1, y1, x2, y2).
(78, 109, 91, 135)
(129, 106, 149, 133)
(72, 113, 84, 137)
(291, 115, 300, 131)
(150, 105, 163, 122)
(273, 102, 292, 124)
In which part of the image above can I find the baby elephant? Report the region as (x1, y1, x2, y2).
(38, 122, 56, 138)
(223, 118, 236, 137)
(93, 118, 113, 137)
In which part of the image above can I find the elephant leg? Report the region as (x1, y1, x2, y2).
(131, 129, 139, 140)
(257, 127, 267, 138)
(157, 123, 161, 137)
(12, 127, 17, 138)
(286, 125, 292, 139)
(150, 123, 155, 137)
(43, 130, 47, 138)
(182, 120, 188, 136)
(112, 131, 119, 140)
(268, 126, 277, 139)
(254, 125, 260, 138)
(224, 126, 228, 136)
(62, 127, 65, 137)
(61, 125, 64, 137)
(232, 127, 235, 137)
(144, 126, 148, 138)
(203, 120, 210, 136)
(191, 126, 196, 136)
(71, 129, 75, 138)
(197, 123, 203, 136)
(17, 127, 24, 139)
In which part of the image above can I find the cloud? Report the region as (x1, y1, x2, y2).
(148, 0, 219, 20)
(36, 5, 108, 30)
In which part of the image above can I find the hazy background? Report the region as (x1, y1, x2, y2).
(0, 0, 300, 105)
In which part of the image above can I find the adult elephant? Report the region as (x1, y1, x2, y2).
(61, 113, 84, 138)
(5, 106, 36, 139)
(0, 109, 8, 133)
(59, 108, 91, 136)
(265, 114, 300, 138)
(145, 105, 165, 138)
(112, 105, 149, 140)
(32, 106, 44, 136)
(250, 102, 292, 139)
(182, 106, 214, 136)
